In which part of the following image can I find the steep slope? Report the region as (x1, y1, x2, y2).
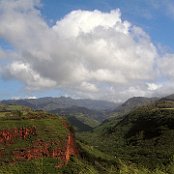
(0, 104, 78, 173)
(109, 97, 158, 118)
(66, 116, 99, 132)
(78, 99, 174, 170)
(51, 106, 101, 131)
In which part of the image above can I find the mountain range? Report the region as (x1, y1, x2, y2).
(1, 96, 117, 111)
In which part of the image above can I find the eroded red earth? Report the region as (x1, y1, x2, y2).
(0, 124, 78, 168)
(0, 127, 36, 144)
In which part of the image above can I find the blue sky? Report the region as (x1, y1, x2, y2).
(0, 0, 174, 101)
(41, 0, 174, 51)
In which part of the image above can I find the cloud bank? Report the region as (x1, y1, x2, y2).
(0, 0, 174, 101)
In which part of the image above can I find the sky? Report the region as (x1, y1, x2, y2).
(0, 0, 174, 102)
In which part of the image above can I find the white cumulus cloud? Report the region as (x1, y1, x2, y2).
(0, 0, 174, 101)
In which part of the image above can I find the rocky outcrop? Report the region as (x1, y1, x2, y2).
(0, 127, 36, 144)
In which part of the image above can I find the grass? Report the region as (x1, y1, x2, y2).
(0, 105, 69, 168)
(0, 158, 60, 174)
(0, 118, 68, 163)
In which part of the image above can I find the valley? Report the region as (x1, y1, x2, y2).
(0, 0, 173, 173)
(1, 94, 174, 173)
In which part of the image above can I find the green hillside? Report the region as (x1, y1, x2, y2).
(78, 100, 174, 173)
(108, 97, 158, 119)
(0, 104, 120, 174)
(2, 99, 174, 174)
(0, 104, 80, 174)
(50, 106, 100, 132)
(0, 104, 143, 174)
(66, 114, 99, 132)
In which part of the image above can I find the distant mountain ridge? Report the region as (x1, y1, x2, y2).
(113, 96, 158, 113)
(160, 94, 174, 101)
(1, 96, 117, 111)
(50, 106, 107, 121)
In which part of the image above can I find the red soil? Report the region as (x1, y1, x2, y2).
(0, 124, 78, 168)
(0, 127, 36, 144)
(65, 133, 78, 163)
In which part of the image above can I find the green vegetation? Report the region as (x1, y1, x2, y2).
(66, 113, 100, 132)
(69, 113, 99, 128)
(2, 96, 174, 174)
(0, 104, 70, 173)
(60, 141, 174, 174)
(77, 100, 174, 173)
